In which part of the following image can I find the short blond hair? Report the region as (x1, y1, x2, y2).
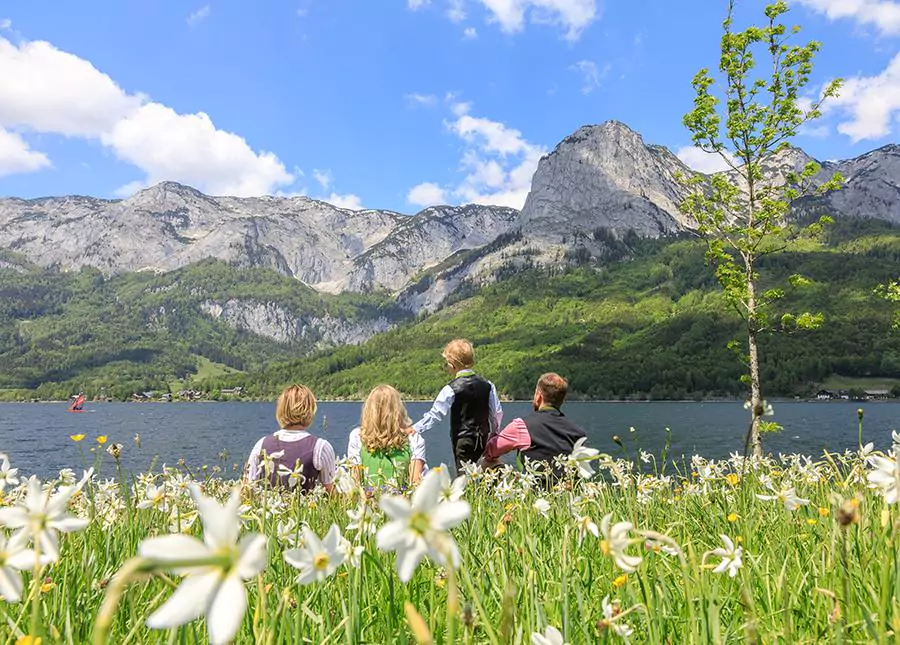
(276, 384, 317, 428)
(360, 385, 411, 452)
(442, 339, 475, 371)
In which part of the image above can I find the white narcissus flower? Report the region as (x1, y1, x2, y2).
(346, 499, 380, 535)
(600, 514, 642, 573)
(531, 625, 566, 645)
(601, 596, 634, 641)
(868, 446, 899, 504)
(533, 498, 551, 517)
(437, 468, 467, 502)
(755, 483, 810, 511)
(0, 530, 51, 602)
(275, 518, 298, 546)
(0, 456, 19, 492)
(0, 476, 89, 561)
(276, 462, 305, 489)
(136, 484, 168, 512)
(284, 524, 345, 585)
(334, 466, 357, 495)
(711, 534, 743, 578)
(139, 485, 267, 645)
(376, 468, 470, 582)
(339, 536, 365, 568)
(568, 437, 600, 479)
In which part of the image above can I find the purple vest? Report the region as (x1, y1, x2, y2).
(261, 433, 319, 492)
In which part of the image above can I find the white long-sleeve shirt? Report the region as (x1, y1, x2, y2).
(413, 372, 503, 434)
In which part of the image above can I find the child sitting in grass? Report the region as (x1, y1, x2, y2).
(347, 384, 425, 488)
(246, 383, 336, 493)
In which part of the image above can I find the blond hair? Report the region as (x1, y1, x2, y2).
(275, 384, 317, 428)
(442, 339, 475, 372)
(360, 384, 411, 452)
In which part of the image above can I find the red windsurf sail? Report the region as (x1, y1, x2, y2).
(68, 394, 86, 412)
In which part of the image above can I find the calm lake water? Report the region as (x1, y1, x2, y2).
(1, 401, 898, 478)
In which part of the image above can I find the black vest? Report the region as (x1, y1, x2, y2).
(521, 408, 586, 469)
(448, 373, 493, 441)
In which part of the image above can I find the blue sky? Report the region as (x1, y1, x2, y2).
(0, 0, 898, 212)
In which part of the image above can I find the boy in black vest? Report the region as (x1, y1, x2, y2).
(483, 373, 585, 483)
(413, 339, 503, 474)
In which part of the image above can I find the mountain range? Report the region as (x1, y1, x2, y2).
(1, 121, 898, 397)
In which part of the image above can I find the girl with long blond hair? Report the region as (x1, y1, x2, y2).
(347, 384, 425, 487)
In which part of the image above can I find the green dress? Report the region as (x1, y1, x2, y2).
(360, 443, 412, 488)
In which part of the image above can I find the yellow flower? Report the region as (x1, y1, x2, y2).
(70, 434, 85, 442)
(494, 521, 507, 538)
(308, 501, 317, 510)
(96, 435, 108, 445)
(805, 518, 817, 526)
(17, 637, 41, 645)
(726, 473, 739, 487)
(612, 574, 628, 588)
(40, 580, 55, 593)
(735, 536, 743, 544)
(727, 513, 738, 523)
(818, 507, 830, 517)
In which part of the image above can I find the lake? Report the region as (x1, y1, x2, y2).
(1, 401, 898, 478)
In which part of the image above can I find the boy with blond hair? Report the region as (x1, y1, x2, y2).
(246, 384, 336, 492)
(413, 339, 503, 473)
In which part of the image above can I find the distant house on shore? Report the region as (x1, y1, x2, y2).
(220, 387, 244, 397)
(815, 390, 835, 400)
(865, 389, 891, 400)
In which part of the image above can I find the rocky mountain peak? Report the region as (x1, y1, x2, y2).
(519, 121, 694, 241)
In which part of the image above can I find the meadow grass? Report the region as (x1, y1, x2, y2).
(0, 430, 898, 644)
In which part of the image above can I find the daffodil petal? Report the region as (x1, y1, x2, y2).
(207, 574, 247, 645)
(431, 501, 471, 531)
(146, 571, 219, 629)
(139, 535, 210, 563)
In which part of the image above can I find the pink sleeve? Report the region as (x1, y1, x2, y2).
(485, 418, 531, 460)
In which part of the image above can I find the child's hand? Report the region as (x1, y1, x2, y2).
(404, 426, 416, 436)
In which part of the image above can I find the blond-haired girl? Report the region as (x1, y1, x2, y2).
(347, 384, 425, 487)
(246, 384, 336, 493)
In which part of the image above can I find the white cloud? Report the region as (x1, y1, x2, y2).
(676, 146, 737, 174)
(0, 36, 296, 196)
(569, 60, 609, 94)
(405, 93, 438, 107)
(0, 128, 51, 176)
(829, 52, 900, 141)
(463, 26, 478, 38)
(313, 168, 332, 190)
(187, 5, 211, 26)
(410, 103, 545, 209)
(327, 193, 364, 210)
(447, 0, 467, 22)
(407, 182, 447, 207)
(0, 19, 11, 31)
(796, 0, 900, 35)
(474, 0, 599, 40)
(0, 39, 141, 137)
(102, 103, 293, 196)
(408, 0, 431, 9)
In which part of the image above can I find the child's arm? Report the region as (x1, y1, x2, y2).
(489, 383, 503, 433)
(412, 385, 455, 433)
(315, 440, 338, 494)
(408, 459, 424, 485)
(245, 437, 265, 482)
(484, 418, 531, 461)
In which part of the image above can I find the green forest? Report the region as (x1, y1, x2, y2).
(1, 217, 898, 402)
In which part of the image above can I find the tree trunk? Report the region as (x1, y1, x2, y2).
(746, 275, 763, 458)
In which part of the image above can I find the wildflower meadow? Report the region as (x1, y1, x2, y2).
(1, 424, 899, 644)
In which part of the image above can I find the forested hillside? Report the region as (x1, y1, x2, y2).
(2, 219, 898, 402)
(0, 258, 404, 400)
(207, 218, 900, 400)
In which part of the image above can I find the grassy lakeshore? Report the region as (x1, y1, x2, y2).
(0, 428, 899, 644)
